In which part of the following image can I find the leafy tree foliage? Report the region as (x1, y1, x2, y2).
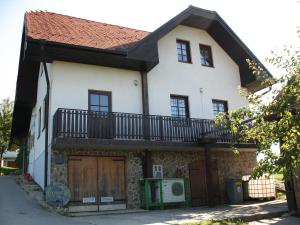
(0, 98, 14, 171)
(15, 145, 23, 170)
(215, 31, 300, 179)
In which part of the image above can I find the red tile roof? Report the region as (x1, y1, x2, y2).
(25, 11, 150, 50)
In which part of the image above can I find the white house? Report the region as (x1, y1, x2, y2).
(11, 6, 269, 211)
(1, 151, 17, 168)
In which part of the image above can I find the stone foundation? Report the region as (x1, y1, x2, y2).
(151, 149, 256, 204)
(50, 148, 256, 208)
(211, 150, 257, 203)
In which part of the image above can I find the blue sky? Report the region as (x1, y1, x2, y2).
(0, 0, 299, 101)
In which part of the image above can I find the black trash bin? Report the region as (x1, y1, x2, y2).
(226, 179, 243, 203)
(242, 180, 250, 201)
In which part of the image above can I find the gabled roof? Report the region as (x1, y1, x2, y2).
(26, 11, 150, 50)
(127, 6, 271, 88)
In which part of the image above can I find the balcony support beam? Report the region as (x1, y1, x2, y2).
(204, 143, 215, 207)
(144, 150, 153, 178)
(141, 71, 149, 115)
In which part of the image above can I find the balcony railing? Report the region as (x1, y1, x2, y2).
(52, 108, 246, 144)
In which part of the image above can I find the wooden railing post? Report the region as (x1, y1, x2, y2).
(143, 115, 150, 140)
(204, 143, 214, 207)
(159, 116, 164, 141)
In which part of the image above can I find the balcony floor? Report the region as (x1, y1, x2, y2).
(52, 137, 257, 151)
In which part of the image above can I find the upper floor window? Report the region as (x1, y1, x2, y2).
(200, 44, 213, 67)
(176, 40, 191, 63)
(170, 95, 189, 118)
(212, 100, 228, 117)
(89, 90, 112, 112)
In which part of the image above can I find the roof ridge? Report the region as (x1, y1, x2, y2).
(25, 10, 151, 34)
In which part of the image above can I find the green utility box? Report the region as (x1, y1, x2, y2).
(140, 178, 163, 210)
(140, 178, 188, 209)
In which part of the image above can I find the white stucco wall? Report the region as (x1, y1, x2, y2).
(27, 63, 52, 189)
(50, 61, 143, 116)
(148, 25, 248, 119)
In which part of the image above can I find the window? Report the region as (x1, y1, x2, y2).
(38, 107, 41, 138)
(200, 44, 213, 67)
(89, 90, 112, 112)
(40, 67, 43, 77)
(43, 97, 47, 130)
(212, 100, 228, 117)
(170, 95, 189, 118)
(176, 40, 191, 63)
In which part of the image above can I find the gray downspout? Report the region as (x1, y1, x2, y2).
(41, 42, 50, 191)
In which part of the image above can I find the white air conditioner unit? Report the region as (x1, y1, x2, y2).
(153, 165, 163, 178)
(162, 178, 185, 203)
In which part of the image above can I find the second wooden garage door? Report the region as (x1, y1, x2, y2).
(189, 159, 221, 206)
(189, 160, 208, 206)
(68, 156, 125, 204)
(98, 157, 126, 203)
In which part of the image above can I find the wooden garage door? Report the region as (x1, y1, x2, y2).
(189, 160, 208, 206)
(68, 156, 98, 202)
(98, 157, 126, 203)
(68, 156, 125, 204)
(189, 159, 221, 206)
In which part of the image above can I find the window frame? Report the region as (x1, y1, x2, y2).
(199, 44, 214, 67)
(42, 97, 47, 131)
(40, 67, 44, 77)
(212, 99, 228, 117)
(37, 107, 41, 139)
(176, 39, 192, 63)
(88, 90, 112, 112)
(170, 94, 190, 118)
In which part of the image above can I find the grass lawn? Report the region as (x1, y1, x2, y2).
(183, 220, 246, 225)
(0, 166, 18, 175)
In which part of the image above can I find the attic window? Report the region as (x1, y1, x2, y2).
(176, 40, 191, 63)
(200, 44, 213, 67)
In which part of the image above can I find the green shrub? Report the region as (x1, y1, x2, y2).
(0, 166, 18, 175)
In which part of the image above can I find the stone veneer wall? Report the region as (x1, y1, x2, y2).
(51, 148, 256, 208)
(211, 150, 257, 203)
(151, 149, 256, 204)
(151, 151, 205, 204)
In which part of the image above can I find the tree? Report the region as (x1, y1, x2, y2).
(0, 98, 13, 171)
(215, 30, 300, 180)
(15, 146, 23, 170)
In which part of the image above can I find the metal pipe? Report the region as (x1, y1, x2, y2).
(40, 41, 50, 190)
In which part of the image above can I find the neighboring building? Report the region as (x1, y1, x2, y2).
(1, 151, 17, 168)
(10, 6, 269, 210)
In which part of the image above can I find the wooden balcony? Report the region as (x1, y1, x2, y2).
(52, 108, 255, 150)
